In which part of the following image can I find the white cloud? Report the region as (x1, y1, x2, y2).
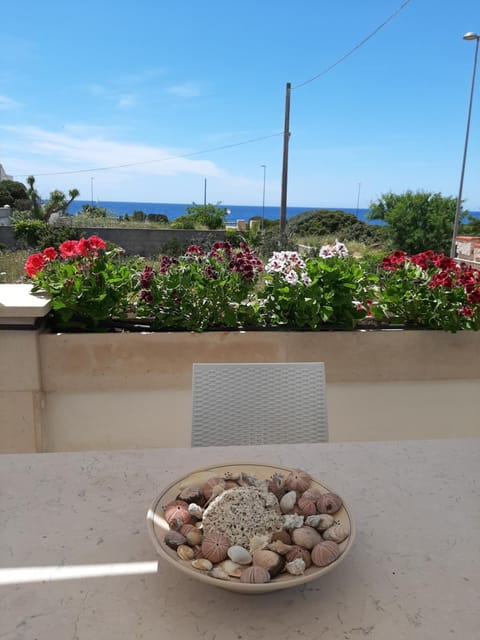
(165, 83, 201, 98)
(0, 95, 20, 110)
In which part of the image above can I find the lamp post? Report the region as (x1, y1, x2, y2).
(450, 32, 480, 259)
(90, 177, 94, 206)
(261, 164, 266, 231)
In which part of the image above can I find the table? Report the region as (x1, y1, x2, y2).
(1, 439, 479, 639)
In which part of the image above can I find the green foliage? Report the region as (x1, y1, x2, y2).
(12, 219, 47, 247)
(147, 213, 168, 224)
(136, 242, 263, 331)
(287, 209, 382, 244)
(370, 250, 480, 332)
(172, 203, 228, 230)
(12, 218, 81, 250)
(25, 176, 80, 222)
(132, 210, 146, 222)
(25, 236, 138, 330)
(367, 190, 459, 255)
(0, 180, 29, 209)
(459, 215, 480, 236)
(80, 204, 109, 218)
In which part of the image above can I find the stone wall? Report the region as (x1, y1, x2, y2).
(0, 226, 228, 256)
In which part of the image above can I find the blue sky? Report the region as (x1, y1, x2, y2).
(1, 0, 480, 210)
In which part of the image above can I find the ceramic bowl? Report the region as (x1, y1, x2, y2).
(146, 462, 355, 593)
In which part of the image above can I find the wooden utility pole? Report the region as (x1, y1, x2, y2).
(280, 82, 291, 244)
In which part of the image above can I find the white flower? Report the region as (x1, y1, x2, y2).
(285, 269, 299, 285)
(319, 245, 334, 259)
(301, 274, 312, 286)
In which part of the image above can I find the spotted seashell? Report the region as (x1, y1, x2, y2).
(252, 549, 284, 578)
(177, 544, 195, 561)
(297, 494, 317, 516)
(191, 558, 213, 571)
(285, 469, 312, 493)
(311, 541, 341, 567)
(271, 530, 292, 545)
(316, 514, 335, 531)
(164, 500, 192, 526)
(279, 490, 297, 514)
(239, 566, 271, 584)
(227, 545, 253, 565)
(285, 545, 312, 569)
(291, 526, 322, 550)
(217, 559, 243, 578)
(285, 558, 306, 575)
(201, 531, 230, 563)
(164, 530, 187, 550)
(268, 473, 286, 498)
(177, 486, 205, 506)
(187, 503, 204, 520)
(316, 492, 343, 515)
(283, 514, 304, 531)
(223, 471, 241, 481)
(322, 524, 349, 544)
(202, 477, 226, 500)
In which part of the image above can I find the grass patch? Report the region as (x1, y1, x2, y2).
(0, 250, 29, 283)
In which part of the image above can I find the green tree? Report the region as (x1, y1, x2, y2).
(287, 209, 382, 244)
(0, 180, 29, 209)
(367, 191, 460, 254)
(80, 204, 109, 218)
(26, 176, 80, 222)
(174, 203, 228, 229)
(460, 214, 480, 236)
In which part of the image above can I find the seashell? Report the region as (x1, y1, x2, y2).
(249, 534, 271, 554)
(201, 531, 230, 563)
(268, 473, 286, 498)
(180, 523, 197, 536)
(285, 558, 306, 576)
(285, 469, 312, 493)
(177, 544, 195, 561)
(302, 488, 322, 500)
(227, 545, 253, 565)
(305, 515, 322, 528)
(285, 545, 312, 569)
(224, 480, 240, 490)
(316, 492, 343, 515)
(217, 559, 243, 578)
(291, 526, 322, 550)
(164, 530, 187, 550)
(283, 514, 305, 531)
(187, 503, 204, 520)
(271, 530, 292, 545)
(202, 477, 226, 500)
(177, 486, 205, 505)
(210, 566, 230, 580)
(311, 541, 341, 567)
(185, 529, 203, 546)
(267, 539, 293, 555)
(297, 494, 317, 516)
(279, 490, 297, 514)
(192, 544, 204, 559)
(239, 566, 271, 584)
(322, 524, 349, 544)
(316, 514, 335, 531)
(164, 500, 192, 526)
(191, 558, 213, 571)
(223, 471, 241, 481)
(238, 472, 260, 487)
(168, 517, 185, 531)
(252, 549, 284, 578)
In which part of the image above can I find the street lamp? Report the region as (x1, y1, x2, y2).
(450, 32, 480, 258)
(260, 164, 267, 231)
(90, 177, 95, 206)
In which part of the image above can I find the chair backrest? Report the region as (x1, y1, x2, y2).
(191, 362, 328, 447)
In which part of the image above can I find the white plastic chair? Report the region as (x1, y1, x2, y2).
(191, 362, 328, 446)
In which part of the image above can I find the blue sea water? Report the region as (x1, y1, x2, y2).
(68, 200, 480, 226)
(67, 200, 376, 224)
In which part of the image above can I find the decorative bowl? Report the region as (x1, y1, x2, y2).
(146, 462, 355, 593)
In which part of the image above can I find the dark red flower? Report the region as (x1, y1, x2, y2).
(186, 245, 205, 256)
(460, 305, 474, 317)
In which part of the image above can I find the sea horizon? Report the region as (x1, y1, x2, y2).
(67, 200, 480, 226)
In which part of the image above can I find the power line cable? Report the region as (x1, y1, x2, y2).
(293, 0, 412, 89)
(14, 131, 284, 178)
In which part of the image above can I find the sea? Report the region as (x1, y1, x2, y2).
(67, 201, 480, 225)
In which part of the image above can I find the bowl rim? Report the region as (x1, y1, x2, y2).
(146, 461, 356, 593)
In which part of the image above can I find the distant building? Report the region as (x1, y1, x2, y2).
(0, 164, 13, 181)
(0, 205, 11, 225)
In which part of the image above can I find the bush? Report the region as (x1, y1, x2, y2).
(287, 209, 382, 244)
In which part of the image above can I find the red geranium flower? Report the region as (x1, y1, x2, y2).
(25, 253, 47, 277)
(43, 247, 58, 261)
(59, 240, 80, 258)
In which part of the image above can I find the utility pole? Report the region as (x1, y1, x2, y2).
(203, 178, 207, 208)
(280, 82, 291, 245)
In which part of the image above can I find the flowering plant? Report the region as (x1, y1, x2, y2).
(370, 250, 480, 331)
(136, 241, 263, 331)
(25, 235, 138, 329)
(259, 244, 375, 329)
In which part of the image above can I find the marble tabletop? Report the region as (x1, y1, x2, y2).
(1, 439, 479, 640)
